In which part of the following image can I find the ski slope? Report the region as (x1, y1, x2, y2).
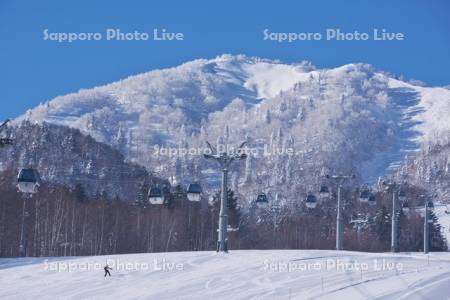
(434, 204, 450, 248)
(1, 250, 450, 299)
(15, 55, 450, 185)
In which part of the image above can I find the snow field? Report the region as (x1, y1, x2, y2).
(1, 250, 450, 299)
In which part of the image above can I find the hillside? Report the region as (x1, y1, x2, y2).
(0, 121, 165, 201)
(11, 55, 450, 207)
(1, 250, 450, 299)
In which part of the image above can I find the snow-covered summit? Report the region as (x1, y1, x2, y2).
(16, 54, 315, 127)
(14, 55, 450, 185)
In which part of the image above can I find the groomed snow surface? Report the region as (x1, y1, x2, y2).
(1, 250, 450, 299)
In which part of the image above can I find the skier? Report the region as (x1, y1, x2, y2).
(104, 264, 112, 277)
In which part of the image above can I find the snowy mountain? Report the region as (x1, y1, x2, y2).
(2, 250, 450, 299)
(14, 54, 450, 202)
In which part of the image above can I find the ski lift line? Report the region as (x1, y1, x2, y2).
(30, 176, 157, 185)
(23, 173, 148, 182)
(17, 165, 149, 174)
(16, 170, 149, 177)
(9, 167, 153, 182)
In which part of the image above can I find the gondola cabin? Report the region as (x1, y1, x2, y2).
(305, 193, 317, 209)
(17, 168, 40, 194)
(148, 187, 165, 205)
(256, 193, 268, 208)
(368, 195, 376, 206)
(187, 183, 202, 202)
(359, 189, 370, 203)
(398, 190, 407, 202)
(402, 201, 410, 214)
(319, 185, 330, 198)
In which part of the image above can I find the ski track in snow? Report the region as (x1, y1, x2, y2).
(1, 250, 450, 300)
(358, 86, 424, 183)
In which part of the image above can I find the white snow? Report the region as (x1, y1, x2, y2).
(434, 204, 450, 248)
(1, 250, 450, 299)
(10, 54, 450, 188)
(388, 78, 450, 144)
(242, 61, 313, 99)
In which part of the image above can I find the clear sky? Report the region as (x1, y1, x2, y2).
(1, 0, 449, 120)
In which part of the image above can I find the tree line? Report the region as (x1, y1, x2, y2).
(0, 168, 446, 257)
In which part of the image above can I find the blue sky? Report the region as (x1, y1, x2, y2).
(0, 0, 449, 120)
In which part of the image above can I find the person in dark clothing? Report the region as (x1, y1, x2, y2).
(104, 264, 112, 277)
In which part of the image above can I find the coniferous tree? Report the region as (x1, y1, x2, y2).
(373, 205, 391, 250)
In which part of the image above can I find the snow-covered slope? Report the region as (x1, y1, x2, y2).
(14, 55, 450, 187)
(434, 204, 450, 248)
(2, 250, 450, 299)
(389, 78, 450, 145)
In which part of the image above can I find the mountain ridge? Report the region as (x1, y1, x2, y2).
(12, 55, 450, 196)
